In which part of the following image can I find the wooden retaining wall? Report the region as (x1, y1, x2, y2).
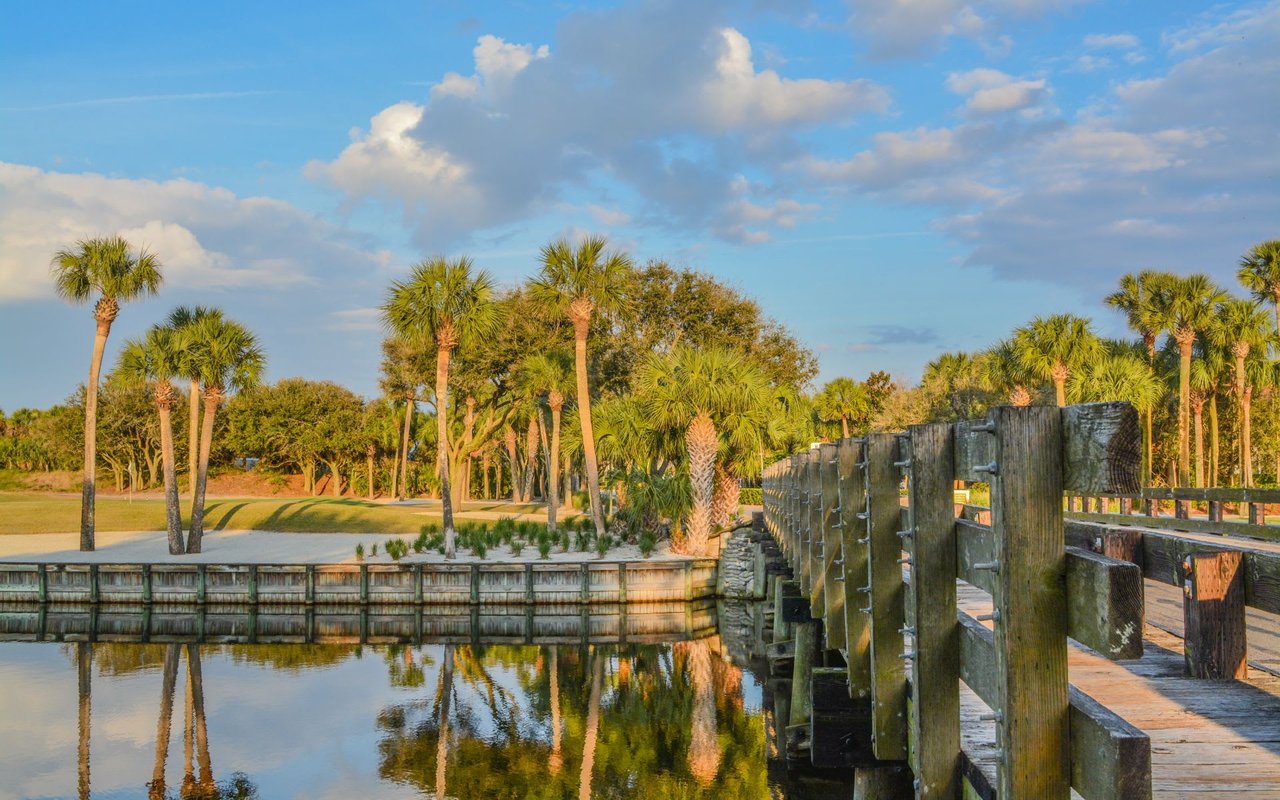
(0, 559, 718, 606)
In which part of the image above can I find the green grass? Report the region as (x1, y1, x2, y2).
(0, 493, 556, 536)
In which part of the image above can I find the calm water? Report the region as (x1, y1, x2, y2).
(0, 605, 845, 799)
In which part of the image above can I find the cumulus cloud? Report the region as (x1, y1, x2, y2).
(0, 162, 388, 301)
(946, 68, 1049, 114)
(1083, 32, 1140, 50)
(306, 2, 887, 250)
(844, 0, 1089, 58)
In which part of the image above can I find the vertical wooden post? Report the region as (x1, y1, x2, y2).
(808, 449, 826, 616)
(684, 560, 694, 601)
(197, 564, 207, 604)
(1176, 499, 1189, 520)
(773, 576, 795, 643)
(525, 563, 535, 605)
(38, 563, 48, 604)
(1183, 551, 1247, 679)
(1208, 500, 1223, 522)
(1249, 503, 1264, 525)
(306, 564, 316, 605)
(247, 565, 258, 604)
(989, 406, 1069, 799)
(789, 620, 818, 728)
(89, 565, 100, 604)
(479, 564, 488, 605)
(818, 443, 846, 651)
(840, 439, 872, 698)
(413, 563, 423, 604)
(865, 432, 907, 760)
(905, 422, 959, 798)
(618, 562, 628, 604)
(360, 564, 370, 604)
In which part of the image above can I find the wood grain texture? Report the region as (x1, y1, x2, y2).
(1183, 550, 1247, 679)
(839, 437, 873, 701)
(865, 432, 908, 760)
(1066, 546, 1145, 660)
(818, 443, 846, 651)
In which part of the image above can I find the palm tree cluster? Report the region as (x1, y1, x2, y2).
(52, 236, 264, 552)
(841, 240, 1280, 489)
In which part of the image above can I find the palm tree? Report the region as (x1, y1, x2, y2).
(519, 351, 575, 532)
(118, 326, 184, 554)
(166, 306, 223, 500)
(77, 642, 92, 800)
(814, 377, 868, 438)
(1107, 271, 1173, 484)
(982, 339, 1035, 407)
(1238, 240, 1280, 335)
(531, 236, 633, 536)
(184, 315, 264, 553)
(1011, 314, 1102, 407)
(635, 346, 771, 556)
(51, 236, 163, 550)
(1210, 298, 1273, 486)
(384, 257, 500, 558)
(1159, 275, 1226, 485)
(1191, 344, 1229, 487)
(149, 645, 180, 800)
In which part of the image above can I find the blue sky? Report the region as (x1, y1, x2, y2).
(2, 0, 1277, 409)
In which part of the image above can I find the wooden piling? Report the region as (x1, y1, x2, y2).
(1183, 550, 1247, 679)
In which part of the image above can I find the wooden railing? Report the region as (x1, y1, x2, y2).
(1064, 486, 1280, 543)
(763, 402, 1150, 799)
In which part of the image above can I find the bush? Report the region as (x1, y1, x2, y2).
(537, 538, 552, 559)
(355, 543, 365, 561)
(639, 531, 656, 559)
(595, 534, 612, 559)
(575, 530, 593, 552)
(511, 539, 525, 557)
(472, 539, 488, 559)
(738, 487, 762, 506)
(385, 538, 409, 561)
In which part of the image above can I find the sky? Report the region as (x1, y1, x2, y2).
(1, 0, 1277, 410)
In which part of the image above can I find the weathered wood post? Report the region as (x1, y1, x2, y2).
(988, 405, 1070, 798)
(905, 421, 959, 798)
(839, 438, 872, 701)
(818, 443, 845, 651)
(865, 432, 907, 761)
(1183, 551, 1247, 679)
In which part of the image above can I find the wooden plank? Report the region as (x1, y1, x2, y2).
(1065, 546, 1145, 660)
(988, 405, 1070, 798)
(819, 442, 846, 652)
(957, 518, 997, 595)
(905, 421, 960, 798)
(958, 611, 1152, 800)
(809, 449, 825, 615)
(955, 402, 1139, 494)
(1183, 551, 1248, 679)
(1069, 510, 1280, 544)
(801, 451, 816, 597)
(788, 620, 819, 758)
(865, 432, 908, 760)
(810, 666, 875, 768)
(1145, 486, 1280, 504)
(839, 437, 873, 700)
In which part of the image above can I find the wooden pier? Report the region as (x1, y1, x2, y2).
(761, 402, 1280, 799)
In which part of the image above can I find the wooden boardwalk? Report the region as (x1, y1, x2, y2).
(955, 581, 1280, 798)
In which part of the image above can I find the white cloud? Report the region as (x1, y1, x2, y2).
(1083, 32, 1140, 50)
(587, 205, 632, 226)
(844, 0, 1089, 58)
(307, 10, 887, 249)
(947, 68, 1048, 114)
(0, 162, 387, 301)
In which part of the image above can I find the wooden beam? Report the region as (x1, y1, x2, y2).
(958, 615, 1152, 800)
(1068, 510, 1280, 544)
(865, 432, 908, 760)
(905, 421, 960, 798)
(1065, 547, 1144, 660)
(955, 402, 1139, 494)
(1183, 550, 1248, 679)
(818, 442, 846, 652)
(810, 667, 875, 768)
(987, 405, 1069, 798)
(839, 438, 873, 701)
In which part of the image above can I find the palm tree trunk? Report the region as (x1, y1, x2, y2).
(548, 403, 562, 532)
(390, 405, 402, 502)
(579, 650, 603, 800)
(840, 415, 849, 439)
(157, 397, 183, 555)
(1053, 376, 1066, 408)
(437, 347, 457, 557)
(1144, 407, 1154, 487)
(1178, 338, 1193, 486)
(683, 411, 717, 556)
(81, 317, 113, 551)
(183, 653, 194, 796)
(436, 644, 454, 800)
(575, 331, 606, 536)
(188, 380, 200, 501)
(187, 389, 219, 553)
(367, 446, 375, 500)
(522, 416, 538, 502)
(686, 639, 722, 787)
(150, 645, 180, 800)
(1210, 395, 1220, 486)
(1193, 400, 1205, 488)
(505, 426, 520, 503)
(549, 647, 562, 774)
(78, 642, 92, 800)
(711, 465, 740, 530)
(1243, 387, 1254, 488)
(399, 395, 414, 500)
(186, 644, 213, 789)
(563, 452, 573, 510)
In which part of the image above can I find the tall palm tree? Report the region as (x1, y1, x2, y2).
(579, 649, 603, 800)
(51, 236, 163, 550)
(635, 346, 771, 556)
(384, 257, 500, 558)
(166, 306, 223, 500)
(149, 645, 180, 800)
(184, 315, 264, 553)
(1011, 314, 1102, 407)
(1107, 271, 1173, 484)
(1210, 298, 1273, 486)
(531, 236, 634, 536)
(118, 326, 185, 554)
(519, 351, 575, 532)
(982, 339, 1035, 407)
(1159, 275, 1226, 485)
(1237, 240, 1280, 335)
(1191, 343, 1229, 487)
(813, 377, 868, 438)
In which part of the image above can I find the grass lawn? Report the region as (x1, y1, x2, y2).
(0, 493, 559, 535)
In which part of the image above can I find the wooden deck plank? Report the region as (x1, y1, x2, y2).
(956, 580, 1280, 798)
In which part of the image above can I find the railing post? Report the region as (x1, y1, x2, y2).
(801, 450, 818, 599)
(865, 432, 907, 760)
(905, 422, 959, 798)
(306, 564, 316, 605)
(988, 405, 1069, 799)
(839, 438, 872, 700)
(817, 443, 844, 650)
(1182, 551, 1247, 679)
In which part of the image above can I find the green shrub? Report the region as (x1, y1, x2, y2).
(739, 487, 762, 506)
(595, 534, 612, 559)
(355, 543, 365, 561)
(639, 532, 656, 559)
(385, 538, 409, 561)
(538, 538, 552, 559)
(370, 543, 378, 557)
(472, 539, 488, 559)
(575, 530, 593, 552)
(511, 539, 525, 557)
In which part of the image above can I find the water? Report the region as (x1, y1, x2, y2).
(0, 604, 847, 799)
